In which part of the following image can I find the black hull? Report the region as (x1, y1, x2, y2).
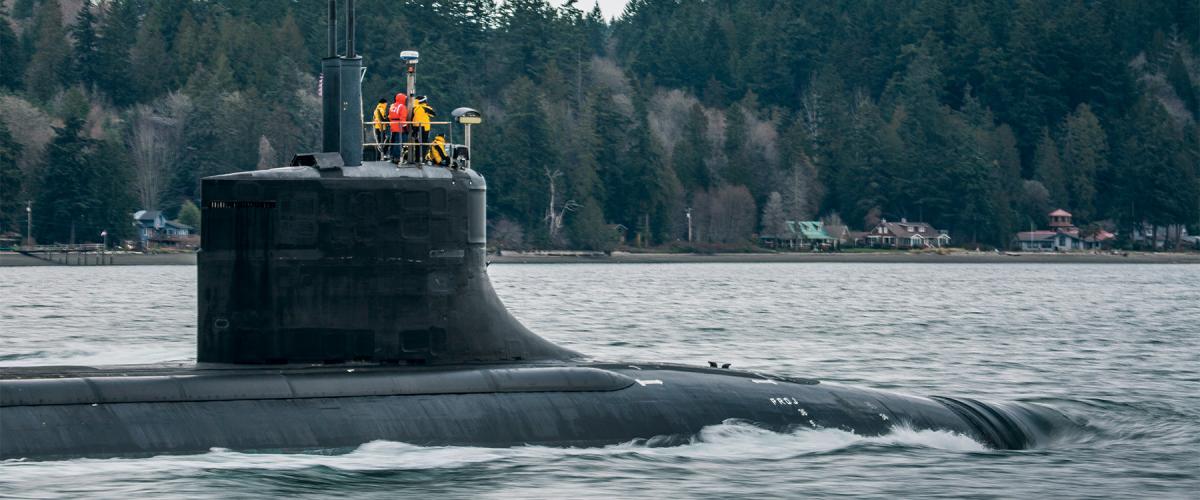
(0, 363, 1068, 460)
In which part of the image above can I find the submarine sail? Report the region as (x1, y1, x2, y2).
(0, 0, 1073, 460)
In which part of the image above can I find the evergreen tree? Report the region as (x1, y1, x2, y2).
(95, 0, 140, 106)
(90, 139, 137, 241)
(1118, 97, 1199, 236)
(170, 11, 202, 86)
(130, 6, 172, 99)
(34, 118, 92, 243)
(23, 0, 71, 101)
(10, 0, 33, 19)
(0, 0, 25, 90)
(1167, 52, 1197, 118)
(1059, 104, 1108, 221)
(487, 77, 555, 233)
(1033, 129, 1067, 209)
(625, 111, 680, 244)
(671, 103, 710, 191)
(71, 0, 101, 90)
(0, 120, 23, 234)
(834, 94, 889, 227)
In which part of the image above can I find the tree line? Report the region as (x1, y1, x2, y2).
(0, 0, 1197, 249)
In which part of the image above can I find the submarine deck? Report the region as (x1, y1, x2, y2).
(0, 361, 818, 408)
(208, 161, 481, 181)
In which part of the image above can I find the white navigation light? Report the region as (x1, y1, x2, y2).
(452, 107, 482, 125)
(400, 50, 419, 64)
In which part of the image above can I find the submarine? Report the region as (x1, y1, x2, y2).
(0, 1, 1071, 460)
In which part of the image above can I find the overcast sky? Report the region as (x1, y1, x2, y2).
(561, 0, 631, 20)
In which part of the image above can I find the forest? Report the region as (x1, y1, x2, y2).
(0, 0, 1197, 250)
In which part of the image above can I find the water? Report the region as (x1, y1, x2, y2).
(1, 263, 1198, 498)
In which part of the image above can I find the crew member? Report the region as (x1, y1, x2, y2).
(426, 134, 448, 166)
(387, 93, 408, 163)
(372, 98, 389, 159)
(411, 95, 436, 162)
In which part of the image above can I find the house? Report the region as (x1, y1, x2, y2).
(864, 219, 951, 249)
(133, 210, 166, 243)
(1131, 223, 1191, 249)
(161, 220, 193, 237)
(1014, 229, 1085, 251)
(760, 221, 835, 250)
(1013, 209, 1110, 251)
(132, 210, 195, 249)
(1083, 229, 1116, 249)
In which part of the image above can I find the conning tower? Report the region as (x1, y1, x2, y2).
(197, 0, 577, 365)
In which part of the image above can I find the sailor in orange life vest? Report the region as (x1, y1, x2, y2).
(387, 93, 408, 163)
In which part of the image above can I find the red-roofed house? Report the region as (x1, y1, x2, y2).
(1013, 209, 1110, 251)
(1014, 229, 1085, 251)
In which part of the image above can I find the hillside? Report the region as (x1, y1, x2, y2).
(1, 0, 1197, 249)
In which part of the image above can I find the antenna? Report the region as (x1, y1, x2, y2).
(346, 0, 355, 58)
(327, 0, 336, 57)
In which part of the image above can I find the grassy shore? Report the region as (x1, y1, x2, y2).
(4, 250, 1199, 267)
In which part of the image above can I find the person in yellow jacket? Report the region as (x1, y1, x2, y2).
(425, 134, 448, 166)
(411, 95, 436, 162)
(371, 98, 389, 159)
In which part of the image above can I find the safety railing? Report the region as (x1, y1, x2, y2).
(361, 120, 466, 167)
(24, 243, 106, 252)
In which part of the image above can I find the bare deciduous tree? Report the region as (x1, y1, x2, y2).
(760, 191, 787, 237)
(799, 73, 824, 142)
(129, 95, 188, 210)
(0, 95, 57, 181)
(693, 185, 757, 243)
(647, 89, 701, 162)
(256, 136, 277, 170)
(490, 217, 525, 251)
(780, 155, 820, 221)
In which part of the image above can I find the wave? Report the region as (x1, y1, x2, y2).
(1, 421, 989, 474)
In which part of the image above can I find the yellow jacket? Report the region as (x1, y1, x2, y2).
(412, 101, 435, 132)
(372, 103, 389, 130)
(426, 135, 447, 164)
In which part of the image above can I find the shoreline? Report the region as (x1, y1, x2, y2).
(4, 250, 1199, 267)
(0, 252, 198, 267)
(489, 251, 1200, 264)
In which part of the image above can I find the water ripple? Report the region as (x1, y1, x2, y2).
(1, 263, 1199, 498)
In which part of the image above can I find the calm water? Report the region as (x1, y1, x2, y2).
(1, 263, 1198, 498)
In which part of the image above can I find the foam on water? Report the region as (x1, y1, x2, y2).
(0, 422, 986, 478)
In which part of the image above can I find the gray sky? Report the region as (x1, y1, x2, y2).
(559, 0, 631, 20)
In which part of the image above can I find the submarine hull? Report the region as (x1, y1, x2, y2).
(0, 363, 1067, 459)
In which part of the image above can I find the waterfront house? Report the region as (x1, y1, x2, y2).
(1131, 223, 1191, 249)
(760, 221, 835, 250)
(161, 220, 193, 237)
(133, 210, 166, 244)
(864, 219, 951, 249)
(133, 210, 195, 249)
(1012, 209, 1110, 251)
(1013, 229, 1085, 251)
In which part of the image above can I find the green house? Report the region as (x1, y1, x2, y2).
(761, 221, 835, 250)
